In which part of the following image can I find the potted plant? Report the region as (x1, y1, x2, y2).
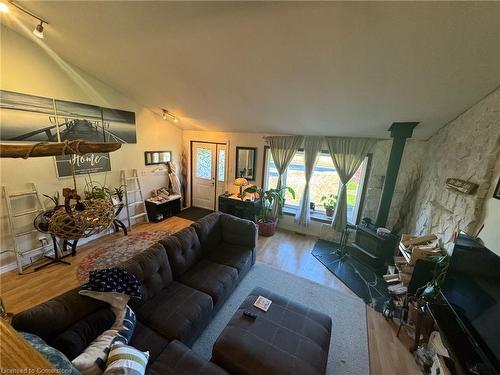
(84, 173, 111, 200)
(320, 194, 337, 217)
(243, 185, 295, 237)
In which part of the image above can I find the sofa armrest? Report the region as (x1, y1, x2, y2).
(148, 340, 229, 375)
(219, 214, 258, 262)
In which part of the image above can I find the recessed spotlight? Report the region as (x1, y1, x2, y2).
(0, 1, 9, 13)
(33, 21, 44, 39)
(162, 109, 167, 120)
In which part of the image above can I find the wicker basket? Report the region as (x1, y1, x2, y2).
(48, 199, 114, 240)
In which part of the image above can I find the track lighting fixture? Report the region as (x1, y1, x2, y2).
(4, 1, 49, 38)
(33, 21, 44, 39)
(161, 109, 179, 123)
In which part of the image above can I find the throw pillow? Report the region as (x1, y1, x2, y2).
(20, 332, 80, 375)
(72, 329, 119, 375)
(79, 268, 141, 310)
(71, 306, 136, 375)
(78, 291, 130, 311)
(49, 307, 116, 361)
(104, 343, 149, 375)
(111, 306, 136, 346)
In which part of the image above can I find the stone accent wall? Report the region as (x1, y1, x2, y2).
(408, 88, 500, 251)
(360, 139, 426, 230)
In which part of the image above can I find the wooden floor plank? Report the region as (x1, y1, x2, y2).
(0, 216, 422, 375)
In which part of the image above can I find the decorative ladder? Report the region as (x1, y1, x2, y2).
(2, 183, 51, 274)
(120, 170, 149, 229)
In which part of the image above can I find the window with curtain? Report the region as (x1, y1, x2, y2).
(263, 148, 369, 223)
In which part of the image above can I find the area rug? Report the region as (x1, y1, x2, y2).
(192, 262, 369, 375)
(76, 231, 171, 283)
(312, 239, 391, 313)
(175, 207, 214, 222)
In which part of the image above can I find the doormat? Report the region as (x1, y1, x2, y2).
(311, 239, 391, 312)
(77, 230, 171, 283)
(176, 207, 214, 222)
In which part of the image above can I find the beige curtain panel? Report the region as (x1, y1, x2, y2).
(265, 135, 304, 216)
(294, 137, 324, 226)
(326, 137, 376, 232)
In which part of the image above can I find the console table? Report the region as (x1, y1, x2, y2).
(218, 194, 260, 222)
(145, 196, 181, 222)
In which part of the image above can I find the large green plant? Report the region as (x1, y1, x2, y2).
(244, 185, 295, 223)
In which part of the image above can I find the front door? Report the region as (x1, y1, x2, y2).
(192, 142, 217, 210)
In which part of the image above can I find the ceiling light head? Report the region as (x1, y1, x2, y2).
(0, 1, 9, 13)
(33, 21, 44, 39)
(161, 108, 179, 123)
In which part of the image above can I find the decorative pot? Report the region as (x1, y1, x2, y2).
(325, 207, 334, 217)
(257, 219, 278, 237)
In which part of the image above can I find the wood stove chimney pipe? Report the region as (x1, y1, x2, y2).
(375, 122, 419, 228)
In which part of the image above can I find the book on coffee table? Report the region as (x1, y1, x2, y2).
(254, 296, 272, 312)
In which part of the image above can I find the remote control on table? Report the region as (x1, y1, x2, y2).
(243, 310, 257, 320)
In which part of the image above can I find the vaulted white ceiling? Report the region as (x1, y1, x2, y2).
(3, 1, 500, 139)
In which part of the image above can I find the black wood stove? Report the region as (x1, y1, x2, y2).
(350, 218, 398, 273)
(348, 122, 418, 273)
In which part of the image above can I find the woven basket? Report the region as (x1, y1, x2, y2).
(48, 199, 114, 240)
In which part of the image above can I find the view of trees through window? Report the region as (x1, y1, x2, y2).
(265, 150, 366, 223)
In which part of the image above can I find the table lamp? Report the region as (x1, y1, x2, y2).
(234, 178, 248, 199)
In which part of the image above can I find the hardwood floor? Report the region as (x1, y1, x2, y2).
(0, 216, 422, 375)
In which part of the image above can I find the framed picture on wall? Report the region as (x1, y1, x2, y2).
(144, 151, 171, 165)
(494, 178, 500, 200)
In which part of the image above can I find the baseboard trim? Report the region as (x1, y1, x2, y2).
(0, 261, 18, 274)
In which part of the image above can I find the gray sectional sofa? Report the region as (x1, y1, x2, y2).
(12, 212, 257, 374)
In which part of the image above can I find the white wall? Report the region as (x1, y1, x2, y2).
(0, 26, 183, 270)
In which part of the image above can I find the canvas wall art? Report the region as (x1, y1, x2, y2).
(0, 89, 136, 143)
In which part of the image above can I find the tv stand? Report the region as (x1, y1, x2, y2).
(427, 302, 496, 375)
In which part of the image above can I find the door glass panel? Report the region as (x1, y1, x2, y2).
(217, 149, 225, 182)
(196, 147, 212, 179)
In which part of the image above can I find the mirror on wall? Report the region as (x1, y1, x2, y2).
(144, 151, 171, 165)
(235, 147, 257, 181)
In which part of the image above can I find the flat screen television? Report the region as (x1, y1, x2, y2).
(441, 232, 500, 374)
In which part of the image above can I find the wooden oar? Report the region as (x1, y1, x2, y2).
(0, 140, 122, 158)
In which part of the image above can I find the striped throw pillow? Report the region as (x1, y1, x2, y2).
(104, 343, 149, 375)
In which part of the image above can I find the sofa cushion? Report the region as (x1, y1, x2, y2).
(129, 321, 169, 364)
(207, 242, 253, 277)
(121, 243, 173, 310)
(180, 260, 238, 307)
(191, 212, 222, 253)
(48, 307, 116, 361)
(160, 227, 203, 278)
(147, 340, 229, 375)
(220, 214, 258, 249)
(12, 288, 109, 342)
(135, 281, 213, 346)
